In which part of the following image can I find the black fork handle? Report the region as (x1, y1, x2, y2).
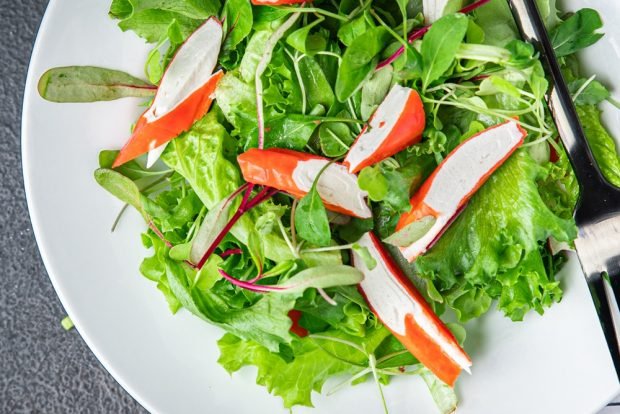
(506, 0, 611, 200)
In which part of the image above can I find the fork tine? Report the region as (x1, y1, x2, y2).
(589, 273, 620, 378)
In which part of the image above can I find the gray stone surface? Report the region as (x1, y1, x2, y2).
(0, 0, 145, 412)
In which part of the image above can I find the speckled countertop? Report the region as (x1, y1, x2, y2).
(1, 1, 619, 413)
(0, 1, 145, 412)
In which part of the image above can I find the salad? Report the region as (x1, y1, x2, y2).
(38, 0, 620, 412)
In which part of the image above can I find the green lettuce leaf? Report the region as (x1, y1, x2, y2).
(161, 112, 341, 266)
(218, 333, 361, 408)
(166, 258, 297, 351)
(576, 104, 620, 187)
(415, 151, 577, 321)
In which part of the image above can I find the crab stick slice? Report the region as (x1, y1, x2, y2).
(113, 18, 224, 168)
(423, 0, 451, 23)
(393, 120, 526, 262)
(237, 148, 372, 218)
(344, 85, 425, 174)
(353, 232, 472, 386)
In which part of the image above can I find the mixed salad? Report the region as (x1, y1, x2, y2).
(38, 0, 620, 411)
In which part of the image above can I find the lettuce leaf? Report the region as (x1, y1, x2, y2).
(416, 151, 577, 321)
(576, 104, 620, 187)
(161, 112, 341, 266)
(165, 258, 297, 351)
(218, 333, 362, 408)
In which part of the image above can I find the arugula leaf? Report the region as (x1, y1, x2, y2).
(38, 66, 155, 102)
(415, 151, 577, 321)
(335, 27, 390, 101)
(421, 13, 469, 90)
(576, 105, 620, 187)
(551, 8, 604, 57)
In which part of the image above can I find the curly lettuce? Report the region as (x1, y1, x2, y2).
(416, 150, 577, 321)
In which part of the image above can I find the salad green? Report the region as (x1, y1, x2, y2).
(39, 0, 620, 412)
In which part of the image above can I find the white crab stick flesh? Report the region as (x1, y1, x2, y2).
(237, 148, 372, 218)
(344, 84, 425, 174)
(113, 17, 223, 168)
(423, 0, 453, 23)
(353, 232, 472, 386)
(394, 120, 526, 262)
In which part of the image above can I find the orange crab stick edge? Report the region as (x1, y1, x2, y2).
(112, 18, 224, 168)
(394, 120, 527, 262)
(353, 232, 472, 386)
(237, 148, 372, 219)
(344, 85, 425, 174)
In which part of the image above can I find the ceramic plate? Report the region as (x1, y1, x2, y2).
(22, 0, 620, 412)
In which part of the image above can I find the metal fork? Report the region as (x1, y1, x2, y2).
(507, 0, 620, 379)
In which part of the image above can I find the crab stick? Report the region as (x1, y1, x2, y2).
(344, 85, 425, 174)
(353, 232, 472, 386)
(393, 120, 526, 261)
(113, 18, 224, 168)
(423, 0, 451, 23)
(237, 148, 372, 218)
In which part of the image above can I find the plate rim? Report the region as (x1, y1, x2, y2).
(20, 1, 155, 412)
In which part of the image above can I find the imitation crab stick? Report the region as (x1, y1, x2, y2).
(392, 120, 526, 262)
(113, 18, 224, 168)
(352, 232, 472, 386)
(237, 148, 372, 218)
(344, 85, 425, 174)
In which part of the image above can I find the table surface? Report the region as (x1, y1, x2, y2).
(1, 0, 619, 413)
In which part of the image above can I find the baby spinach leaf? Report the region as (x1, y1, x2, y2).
(286, 16, 326, 56)
(421, 13, 469, 90)
(94, 168, 147, 219)
(295, 163, 332, 247)
(299, 56, 335, 111)
(223, 0, 253, 50)
(358, 166, 388, 201)
(360, 65, 393, 121)
(319, 121, 353, 157)
(550, 8, 603, 57)
(335, 27, 390, 102)
(38, 66, 156, 102)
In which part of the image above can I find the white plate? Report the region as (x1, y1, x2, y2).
(22, 1, 620, 413)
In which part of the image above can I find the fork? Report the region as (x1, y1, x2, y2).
(506, 0, 620, 379)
